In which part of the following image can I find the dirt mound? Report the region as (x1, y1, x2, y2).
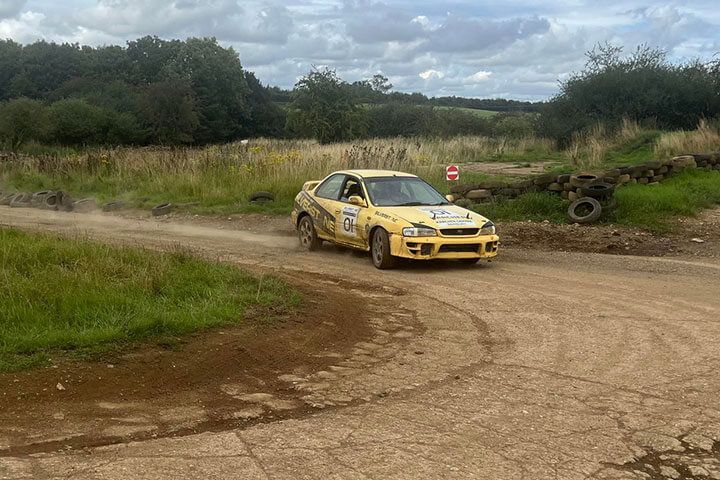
(499, 207, 720, 258)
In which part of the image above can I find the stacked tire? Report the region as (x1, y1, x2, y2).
(566, 173, 616, 224)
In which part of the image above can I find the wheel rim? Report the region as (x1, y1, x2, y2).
(299, 219, 312, 247)
(372, 233, 383, 265)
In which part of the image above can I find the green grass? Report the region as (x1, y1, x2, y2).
(472, 192, 568, 223)
(0, 229, 299, 372)
(610, 169, 720, 232)
(602, 130, 661, 167)
(471, 169, 720, 233)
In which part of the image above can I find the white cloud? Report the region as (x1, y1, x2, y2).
(0, 10, 44, 42)
(0, 0, 717, 100)
(419, 69, 444, 80)
(466, 70, 492, 82)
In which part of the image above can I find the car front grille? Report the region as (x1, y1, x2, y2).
(440, 228, 479, 236)
(438, 244, 481, 253)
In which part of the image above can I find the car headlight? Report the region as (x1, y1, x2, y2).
(402, 227, 437, 237)
(479, 221, 496, 236)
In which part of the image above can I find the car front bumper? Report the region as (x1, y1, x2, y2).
(390, 234, 500, 260)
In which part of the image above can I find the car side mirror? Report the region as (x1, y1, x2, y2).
(348, 195, 367, 207)
(445, 194, 455, 203)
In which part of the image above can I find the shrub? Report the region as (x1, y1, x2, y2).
(0, 97, 50, 148)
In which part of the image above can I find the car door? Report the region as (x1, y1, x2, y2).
(311, 173, 347, 240)
(333, 176, 369, 248)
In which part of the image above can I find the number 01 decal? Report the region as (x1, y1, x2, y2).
(341, 206, 360, 236)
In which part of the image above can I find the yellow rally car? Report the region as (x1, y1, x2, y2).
(290, 170, 499, 269)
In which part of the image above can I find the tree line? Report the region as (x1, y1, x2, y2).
(0, 37, 537, 148)
(0, 38, 718, 148)
(0, 37, 282, 148)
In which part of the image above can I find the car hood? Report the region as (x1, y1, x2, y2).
(381, 205, 490, 229)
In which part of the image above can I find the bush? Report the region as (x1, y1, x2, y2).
(287, 68, 367, 143)
(539, 44, 720, 145)
(48, 98, 109, 145)
(0, 97, 50, 148)
(367, 103, 434, 137)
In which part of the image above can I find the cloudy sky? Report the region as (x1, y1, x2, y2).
(0, 0, 718, 100)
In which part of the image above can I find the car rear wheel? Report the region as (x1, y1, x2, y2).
(298, 215, 321, 251)
(371, 229, 396, 269)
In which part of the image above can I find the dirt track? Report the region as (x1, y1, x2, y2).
(2, 206, 720, 479)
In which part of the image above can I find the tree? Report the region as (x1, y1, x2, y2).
(370, 74, 392, 94)
(288, 68, 367, 143)
(367, 103, 433, 137)
(0, 98, 50, 148)
(539, 43, 720, 144)
(243, 71, 286, 138)
(175, 38, 250, 143)
(137, 80, 199, 144)
(0, 40, 22, 101)
(48, 99, 108, 145)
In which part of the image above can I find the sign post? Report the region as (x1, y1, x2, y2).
(445, 165, 459, 181)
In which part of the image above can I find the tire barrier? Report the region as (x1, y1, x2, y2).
(72, 198, 98, 213)
(101, 200, 124, 212)
(249, 191, 274, 203)
(9, 193, 31, 208)
(450, 152, 719, 223)
(567, 197, 602, 224)
(151, 203, 173, 216)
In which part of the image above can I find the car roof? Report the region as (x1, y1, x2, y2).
(338, 169, 418, 179)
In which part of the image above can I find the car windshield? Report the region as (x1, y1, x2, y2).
(364, 176, 450, 207)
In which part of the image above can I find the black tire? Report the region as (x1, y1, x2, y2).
(73, 198, 97, 213)
(298, 215, 321, 251)
(578, 182, 615, 199)
(249, 191, 274, 203)
(152, 203, 173, 216)
(32, 190, 54, 206)
(371, 228, 396, 269)
(0, 193, 15, 206)
(569, 174, 599, 188)
(9, 193, 31, 208)
(568, 197, 602, 224)
(42, 193, 59, 210)
(102, 200, 124, 212)
(56, 191, 74, 211)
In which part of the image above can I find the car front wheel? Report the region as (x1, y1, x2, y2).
(371, 228, 396, 269)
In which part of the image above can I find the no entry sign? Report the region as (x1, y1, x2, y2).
(446, 165, 459, 181)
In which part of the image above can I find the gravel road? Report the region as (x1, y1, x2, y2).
(1, 207, 719, 480)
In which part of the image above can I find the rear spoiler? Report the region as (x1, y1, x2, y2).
(302, 180, 320, 191)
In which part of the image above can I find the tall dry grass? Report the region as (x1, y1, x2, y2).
(654, 120, 720, 158)
(0, 136, 554, 210)
(564, 119, 657, 168)
(566, 123, 612, 168)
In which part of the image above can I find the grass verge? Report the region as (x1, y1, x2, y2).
(610, 169, 720, 232)
(0, 229, 299, 372)
(471, 170, 720, 232)
(472, 192, 568, 224)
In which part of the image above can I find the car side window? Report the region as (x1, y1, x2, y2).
(339, 177, 364, 203)
(315, 174, 346, 200)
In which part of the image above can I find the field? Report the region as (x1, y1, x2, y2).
(435, 106, 499, 118)
(0, 229, 298, 372)
(0, 122, 718, 229)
